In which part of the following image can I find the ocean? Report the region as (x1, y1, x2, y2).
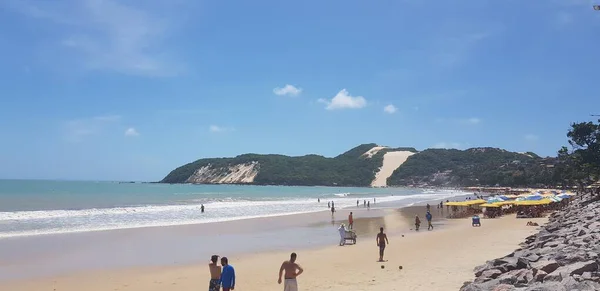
(0, 180, 469, 239)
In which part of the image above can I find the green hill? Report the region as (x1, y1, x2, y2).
(160, 144, 418, 186)
(161, 145, 555, 187)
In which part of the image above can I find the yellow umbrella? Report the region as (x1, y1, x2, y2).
(480, 203, 501, 208)
(463, 199, 486, 205)
(514, 199, 553, 206)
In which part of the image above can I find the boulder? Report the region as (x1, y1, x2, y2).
(524, 282, 566, 291)
(534, 270, 547, 282)
(566, 260, 599, 276)
(531, 260, 559, 274)
(475, 269, 503, 283)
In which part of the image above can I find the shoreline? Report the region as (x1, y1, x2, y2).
(0, 189, 469, 239)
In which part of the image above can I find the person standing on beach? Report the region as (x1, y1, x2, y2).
(415, 215, 421, 231)
(376, 227, 389, 262)
(331, 205, 335, 215)
(367, 201, 370, 209)
(357, 200, 359, 207)
(426, 211, 433, 230)
(328, 201, 331, 208)
(278, 252, 304, 291)
(364, 200, 366, 207)
(426, 203, 430, 211)
(208, 255, 221, 291)
(220, 257, 235, 291)
(348, 212, 354, 229)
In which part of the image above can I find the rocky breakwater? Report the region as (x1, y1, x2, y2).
(461, 194, 600, 291)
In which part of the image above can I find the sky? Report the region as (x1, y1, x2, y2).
(0, 0, 599, 181)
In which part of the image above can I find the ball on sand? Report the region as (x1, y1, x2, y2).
(381, 265, 385, 269)
(399, 266, 403, 270)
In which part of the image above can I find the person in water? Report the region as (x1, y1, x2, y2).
(201, 204, 205, 213)
(426, 211, 433, 230)
(376, 227, 389, 262)
(208, 255, 221, 291)
(278, 252, 304, 291)
(220, 257, 235, 291)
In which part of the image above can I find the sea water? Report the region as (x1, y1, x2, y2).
(0, 180, 468, 238)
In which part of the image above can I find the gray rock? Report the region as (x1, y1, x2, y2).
(566, 260, 599, 275)
(475, 269, 502, 283)
(534, 270, 547, 282)
(564, 279, 600, 291)
(524, 253, 541, 262)
(582, 271, 592, 280)
(524, 282, 566, 291)
(531, 260, 559, 274)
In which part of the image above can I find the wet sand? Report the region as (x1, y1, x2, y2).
(0, 201, 547, 290)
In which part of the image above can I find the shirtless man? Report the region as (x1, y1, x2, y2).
(208, 255, 221, 291)
(376, 227, 389, 262)
(278, 252, 304, 291)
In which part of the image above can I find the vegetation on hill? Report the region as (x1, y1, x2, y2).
(386, 148, 556, 187)
(161, 144, 418, 186)
(552, 119, 600, 187)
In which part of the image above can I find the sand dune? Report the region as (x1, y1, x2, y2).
(371, 151, 415, 187)
(362, 146, 388, 158)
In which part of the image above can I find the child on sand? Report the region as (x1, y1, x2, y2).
(415, 215, 421, 231)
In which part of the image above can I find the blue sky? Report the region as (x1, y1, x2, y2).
(0, 0, 599, 181)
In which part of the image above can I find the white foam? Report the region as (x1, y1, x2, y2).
(0, 190, 470, 239)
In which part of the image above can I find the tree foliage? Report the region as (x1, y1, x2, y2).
(386, 148, 555, 187)
(553, 119, 600, 186)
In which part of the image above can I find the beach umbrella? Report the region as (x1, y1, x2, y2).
(514, 199, 553, 206)
(487, 197, 504, 203)
(549, 196, 562, 203)
(525, 194, 544, 201)
(480, 203, 501, 208)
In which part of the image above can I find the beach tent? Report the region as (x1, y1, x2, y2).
(480, 203, 501, 208)
(514, 199, 553, 206)
(487, 197, 505, 203)
(524, 194, 544, 201)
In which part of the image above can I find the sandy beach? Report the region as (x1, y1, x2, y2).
(0, 204, 546, 291)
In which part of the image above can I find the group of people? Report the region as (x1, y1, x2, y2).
(208, 253, 303, 291)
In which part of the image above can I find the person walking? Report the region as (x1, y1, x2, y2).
(376, 227, 389, 262)
(220, 257, 236, 291)
(426, 211, 434, 230)
(348, 212, 354, 229)
(415, 215, 421, 231)
(208, 255, 221, 291)
(278, 252, 304, 291)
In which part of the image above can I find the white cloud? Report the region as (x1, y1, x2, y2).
(209, 125, 234, 133)
(319, 89, 367, 110)
(9, 0, 184, 76)
(64, 114, 121, 142)
(383, 104, 398, 114)
(273, 84, 302, 97)
(461, 117, 481, 125)
(524, 134, 539, 141)
(432, 142, 463, 149)
(124, 127, 140, 137)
